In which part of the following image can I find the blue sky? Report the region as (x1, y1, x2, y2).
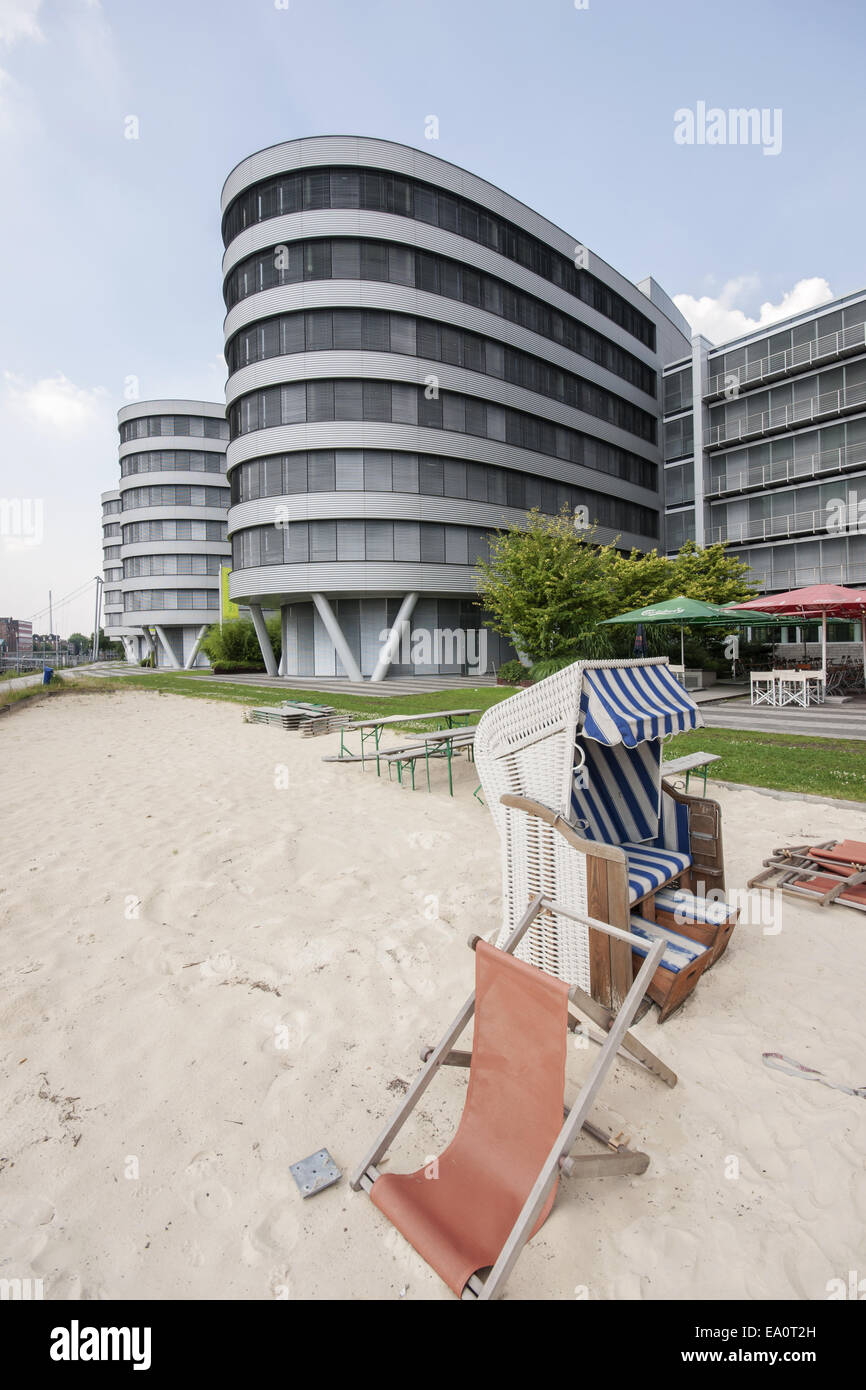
(1, 0, 864, 635)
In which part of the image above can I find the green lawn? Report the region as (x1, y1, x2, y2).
(4, 670, 864, 804)
(665, 727, 866, 803)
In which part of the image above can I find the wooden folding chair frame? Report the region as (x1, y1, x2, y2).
(350, 893, 670, 1301)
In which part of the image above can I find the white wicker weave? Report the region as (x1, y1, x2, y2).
(475, 658, 675, 991)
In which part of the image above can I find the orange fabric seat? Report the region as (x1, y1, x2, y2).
(808, 840, 866, 869)
(371, 940, 569, 1297)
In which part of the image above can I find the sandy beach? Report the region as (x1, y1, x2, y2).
(1, 689, 865, 1301)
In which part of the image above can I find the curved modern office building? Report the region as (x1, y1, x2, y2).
(116, 400, 230, 668)
(100, 489, 124, 642)
(221, 136, 690, 679)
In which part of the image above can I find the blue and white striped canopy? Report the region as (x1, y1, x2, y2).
(578, 662, 702, 747)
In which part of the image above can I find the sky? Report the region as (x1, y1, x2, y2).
(1, 0, 864, 636)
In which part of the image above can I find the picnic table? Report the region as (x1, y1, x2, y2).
(661, 751, 720, 795)
(338, 708, 481, 766)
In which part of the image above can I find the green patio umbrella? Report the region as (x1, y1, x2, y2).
(599, 595, 775, 666)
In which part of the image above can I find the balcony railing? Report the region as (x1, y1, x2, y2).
(745, 562, 866, 593)
(706, 442, 866, 499)
(707, 506, 838, 545)
(705, 381, 866, 450)
(705, 321, 866, 400)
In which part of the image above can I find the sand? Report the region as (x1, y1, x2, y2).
(1, 689, 864, 1301)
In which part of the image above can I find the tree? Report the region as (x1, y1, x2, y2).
(669, 540, 758, 605)
(475, 510, 617, 662)
(68, 632, 88, 654)
(474, 513, 761, 666)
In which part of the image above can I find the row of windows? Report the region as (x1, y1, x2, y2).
(711, 300, 866, 377)
(663, 367, 693, 415)
(122, 520, 228, 544)
(121, 450, 226, 478)
(229, 449, 658, 538)
(222, 165, 656, 349)
(226, 307, 655, 443)
(708, 360, 866, 430)
(102, 523, 121, 538)
(104, 545, 121, 560)
(232, 519, 495, 570)
(123, 554, 224, 578)
(225, 238, 657, 399)
(101, 499, 122, 516)
(104, 590, 122, 605)
(709, 418, 866, 490)
(664, 414, 695, 461)
(119, 415, 228, 444)
(229, 380, 657, 492)
(122, 484, 230, 511)
(124, 590, 219, 612)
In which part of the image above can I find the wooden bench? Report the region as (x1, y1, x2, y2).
(661, 751, 720, 795)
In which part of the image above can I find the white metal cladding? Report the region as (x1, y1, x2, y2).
(128, 610, 219, 627)
(224, 351, 657, 458)
(226, 493, 651, 551)
(225, 422, 659, 507)
(224, 280, 659, 410)
(229, 561, 482, 599)
(219, 136, 667, 326)
(221, 209, 661, 373)
(120, 574, 221, 593)
(117, 400, 227, 425)
(122, 539, 230, 560)
(120, 506, 230, 526)
(118, 471, 230, 494)
(119, 435, 227, 459)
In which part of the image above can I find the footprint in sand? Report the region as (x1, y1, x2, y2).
(241, 1207, 299, 1265)
(199, 952, 236, 980)
(192, 1184, 233, 1218)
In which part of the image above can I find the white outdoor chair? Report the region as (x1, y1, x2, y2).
(750, 670, 777, 706)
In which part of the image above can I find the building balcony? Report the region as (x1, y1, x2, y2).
(704, 321, 866, 401)
(705, 381, 866, 450)
(706, 442, 866, 499)
(707, 506, 838, 546)
(744, 560, 866, 593)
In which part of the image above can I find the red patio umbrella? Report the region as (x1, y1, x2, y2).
(731, 584, 866, 676)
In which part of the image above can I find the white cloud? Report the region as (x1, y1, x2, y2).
(2, 370, 112, 433)
(673, 276, 835, 344)
(0, 0, 43, 47)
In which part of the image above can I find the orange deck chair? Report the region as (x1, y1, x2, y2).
(351, 892, 671, 1301)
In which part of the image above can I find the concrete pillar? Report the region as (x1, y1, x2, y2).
(154, 626, 181, 669)
(371, 592, 419, 682)
(184, 624, 209, 670)
(249, 604, 279, 677)
(311, 592, 362, 682)
(279, 605, 290, 677)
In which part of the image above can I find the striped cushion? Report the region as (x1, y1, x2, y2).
(621, 845, 692, 903)
(654, 888, 734, 925)
(630, 917, 708, 974)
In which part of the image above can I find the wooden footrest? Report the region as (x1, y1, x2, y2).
(630, 916, 710, 1023)
(652, 888, 739, 966)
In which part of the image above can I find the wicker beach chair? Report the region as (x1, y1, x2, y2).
(351, 890, 670, 1301)
(474, 658, 734, 1019)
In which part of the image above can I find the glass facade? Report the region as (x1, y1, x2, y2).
(229, 448, 657, 537)
(228, 380, 657, 490)
(225, 252, 657, 397)
(120, 415, 229, 443)
(222, 166, 656, 349)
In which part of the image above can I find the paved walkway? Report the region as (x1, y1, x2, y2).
(699, 696, 866, 741)
(91, 664, 499, 698)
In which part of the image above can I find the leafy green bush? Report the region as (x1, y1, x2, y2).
(529, 656, 575, 681)
(201, 618, 281, 668)
(496, 659, 530, 683)
(211, 660, 265, 674)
